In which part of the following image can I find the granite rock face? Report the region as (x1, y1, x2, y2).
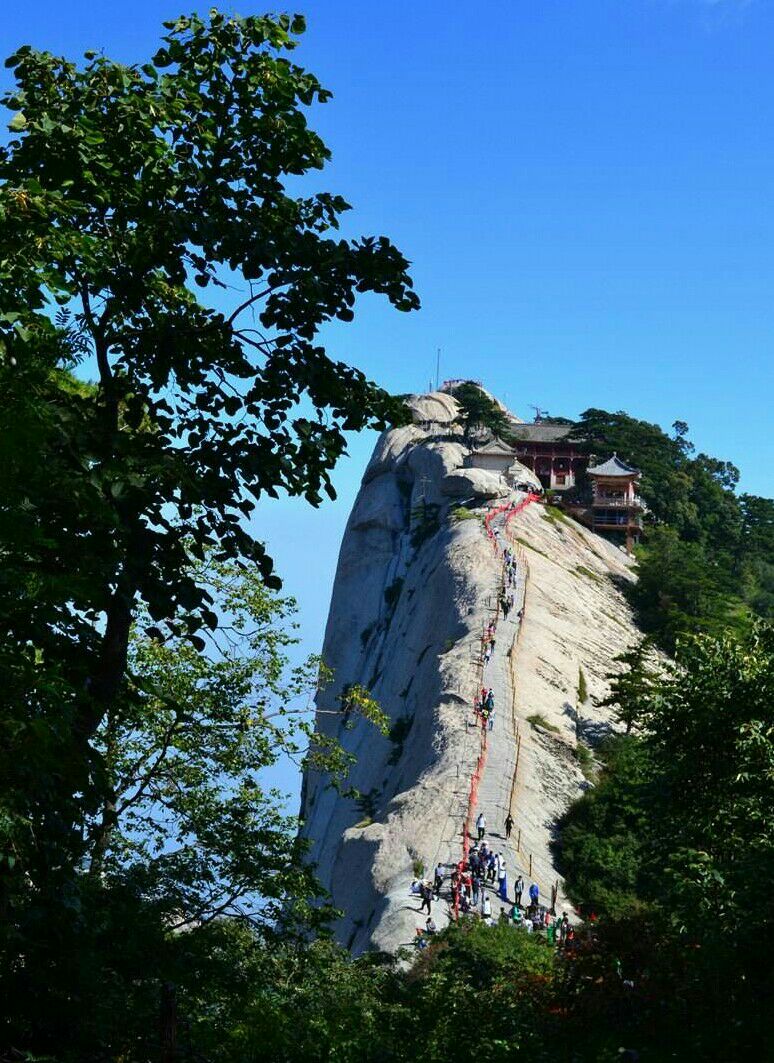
(300, 393, 643, 954)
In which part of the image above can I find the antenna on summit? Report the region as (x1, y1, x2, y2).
(435, 347, 441, 390)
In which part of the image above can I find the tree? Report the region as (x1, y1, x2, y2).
(0, 7, 417, 740)
(577, 665, 588, 707)
(558, 623, 774, 1060)
(0, 8, 416, 914)
(642, 622, 774, 934)
(0, 13, 413, 1054)
(452, 381, 511, 439)
(572, 408, 773, 648)
(597, 638, 656, 734)
(630, 525, 745, 651)
(0, 558, 387, 1056)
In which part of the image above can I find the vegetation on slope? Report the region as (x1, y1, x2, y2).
(574, 409, 773, 650)
(556, 622, 774, 1060)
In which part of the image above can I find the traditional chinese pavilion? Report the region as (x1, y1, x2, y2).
(586, 453, 644, 552)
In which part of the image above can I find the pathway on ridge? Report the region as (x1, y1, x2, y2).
(471, 502, 562, 915)
(415, 492, 571, 936)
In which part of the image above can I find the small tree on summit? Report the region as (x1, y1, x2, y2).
(452, 382, 511, 440)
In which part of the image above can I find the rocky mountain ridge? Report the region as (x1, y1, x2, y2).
(300, 391, 642, 954)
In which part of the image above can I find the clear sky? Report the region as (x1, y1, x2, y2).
(3, 1, 772, 795)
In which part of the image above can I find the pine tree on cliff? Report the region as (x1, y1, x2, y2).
(452, 382, 511, 440)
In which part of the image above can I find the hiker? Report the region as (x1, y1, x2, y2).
(487, 852, 497, 883)
(560, 913, 570, 946)
(476, 811, 486, 841)
(433, 863, 444, 898)
(484, 645, 492, 665)
(425, 916, 437, 934)
(499, 907, 509, 925)
(529, 882, 539, 908)
(488, 709, 495, 732)
(514, 875, 524, 907)
(472, 877, 480, 907)
(510, 903, 522, 925)
(505, 812, 514, 840)
(517, 607, 524, 621)
(497, 859, 508, 902)
(485, 689, 495, 712)
(481, 894, 492, 922)
(419, 882, 432, 915)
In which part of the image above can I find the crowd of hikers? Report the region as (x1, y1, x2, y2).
(411, 811, 575, 950)
(411, 502, 574, 949)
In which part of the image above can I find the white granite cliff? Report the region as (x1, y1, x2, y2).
(300, 392, 642, 954)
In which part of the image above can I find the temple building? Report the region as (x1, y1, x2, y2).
(506, 422, 587, 492)
(465, 438, 543, 493)
(586, 453, 644, 551)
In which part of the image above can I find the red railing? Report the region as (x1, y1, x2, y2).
(454, 492, 540, 920)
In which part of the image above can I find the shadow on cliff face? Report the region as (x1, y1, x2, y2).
(330, 832, 391, 956)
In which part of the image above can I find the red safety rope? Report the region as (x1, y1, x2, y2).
(455, 492, 540, 920)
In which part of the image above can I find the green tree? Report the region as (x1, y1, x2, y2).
(558, 623, 774, 1060)
(452, 381, 511, 439)
(0, 12, 413, 1055)
(630, 525, 745, 651)
(577, 665, 588, 706)
(0, 5, 416, 782)
(0, 558, 386, 1056)
(597, 637, 656, 734)
(642, 622, 774, 936)
(738, 494, 774, 617)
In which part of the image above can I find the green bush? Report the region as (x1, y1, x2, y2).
(574, 741, 595, 780)
(526, 713, 560, 734)
(577, 665, 588, 705)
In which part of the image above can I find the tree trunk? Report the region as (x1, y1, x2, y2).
(160, 982, 178, 1063)
(80, 588, 134, 740)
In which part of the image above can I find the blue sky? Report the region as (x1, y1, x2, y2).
(3, 1, 772, 795)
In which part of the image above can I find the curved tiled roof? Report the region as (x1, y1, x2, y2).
(508, 422, 578, 443)
(587, 453, 640, 477)
(474, 437, 518, 456)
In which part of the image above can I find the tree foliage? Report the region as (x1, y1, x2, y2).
(452, 381, 511, 439)
(557, 623, 774, 1057)
(0, 12, 416, 1056)
(0, 7, 417, 757)
(0, 559, 388, 1055)
(574, 409, 769, 650)
(597, 637, 656, 734)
